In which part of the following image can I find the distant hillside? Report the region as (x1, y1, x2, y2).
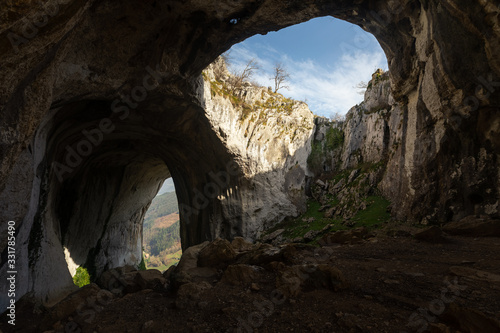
(157, 178, 176, 195)
(143, 191, 181, 271)
(144, 191, 179, 228)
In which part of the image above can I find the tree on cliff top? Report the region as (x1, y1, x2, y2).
(231, 58, 260, 91)
(270, 62, 291, 93)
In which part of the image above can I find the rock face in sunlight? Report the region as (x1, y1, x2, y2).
(0, 0, 499, 308)
(202, 58, 315, 237)
(336, 71, 397, 172)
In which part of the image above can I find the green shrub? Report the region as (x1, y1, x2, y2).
(307, 141, 324, 173)
(139, 254, 147, 270)
(73, 267, 90, 288)
(325, 127, 344, 151)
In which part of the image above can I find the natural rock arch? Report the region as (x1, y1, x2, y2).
(0, 0, 499, 308)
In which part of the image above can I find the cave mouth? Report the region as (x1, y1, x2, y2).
(58, 16, 392, 281)
(42, 91, 243, 291)
(142, 178, 182, 272)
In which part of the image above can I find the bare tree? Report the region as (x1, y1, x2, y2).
(354, 81, 369, 95)
(330, 112, 345, 122)
(270, 62, 291, 93)
(231, 58, 260, 89)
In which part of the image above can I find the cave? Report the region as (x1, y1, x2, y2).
(0, 0, 499, 310)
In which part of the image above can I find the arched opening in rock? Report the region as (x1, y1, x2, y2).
(200, 16, 394, 241)
(142, 178, 182, 271)
(17, 14, 395, 302)
(30, 93, 244, 294)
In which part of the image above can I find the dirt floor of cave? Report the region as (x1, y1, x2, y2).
(2, 232, 500, 333)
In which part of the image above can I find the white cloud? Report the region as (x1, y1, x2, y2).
(228, 43, 388, 118)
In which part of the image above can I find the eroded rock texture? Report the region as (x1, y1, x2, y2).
(0, 0, 499, 308)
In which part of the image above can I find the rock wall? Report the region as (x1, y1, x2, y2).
(202, 59, 315, 236)
(341, 71, 393, 169)
(0, 0, 499, 309)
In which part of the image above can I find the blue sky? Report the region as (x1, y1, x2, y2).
(227, 16, 388, 118)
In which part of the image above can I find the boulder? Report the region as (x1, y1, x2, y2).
(175, 281, 212, 310)
(40, 284, 114, 331)
(171, 242, 218, 287)
(97, 266, 166, 296)
(198, 238, 236, 269)
(449, 266, 500, 283)
(242, 244, 297, 267)
(134, 269, 167, 290)
(220, 264, 263, 286)
(261, 229, 285, 243)
(440, 303, 500, 333)
(303, 230, 320, 242)
(347, 169, 360, 184)
(97, 265, 139, 295)
(231, 237, 255, 252)
(276, 264, 348, 297)
(176, 241, 210, 272)
(442, 216, 500, 237)
(414, 226, 448, 243)
(318, 227, 371, 245)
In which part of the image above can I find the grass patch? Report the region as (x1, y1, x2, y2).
(73, 267, 91, 288)
(264, 200, 344, 240)
(351, 196, 391, 228)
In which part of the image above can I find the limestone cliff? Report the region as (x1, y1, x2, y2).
(306, 70, 396, 221)
(202, 58, 314, 237)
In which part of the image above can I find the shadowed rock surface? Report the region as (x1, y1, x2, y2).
(1, 230, 500, 332)
(0, 0, 499, 309)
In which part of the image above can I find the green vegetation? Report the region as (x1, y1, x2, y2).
(208, 75, 299, 124)
(264, 158, 391, 246)
(351, 196, 391, 228)
(307, 142, 324, 173)
(138, 254, 147, 271)
(259, 96, 295, 115)
(147, 221, 180, 256)
(143, 190, 181, 272)
(307, 125, 345, 173)
(145, 249, 182, 271)
(265, 201, 343, 240)
(209, 80, 253, 121)
(264, 194, 390, 245)
(73, 267, 90, 288)
(366, 70, 388, 91)
(143, 191, 179, 229)
(325, 127, 344, 150)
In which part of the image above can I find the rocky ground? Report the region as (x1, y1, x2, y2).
(2, 217, 500, 333)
